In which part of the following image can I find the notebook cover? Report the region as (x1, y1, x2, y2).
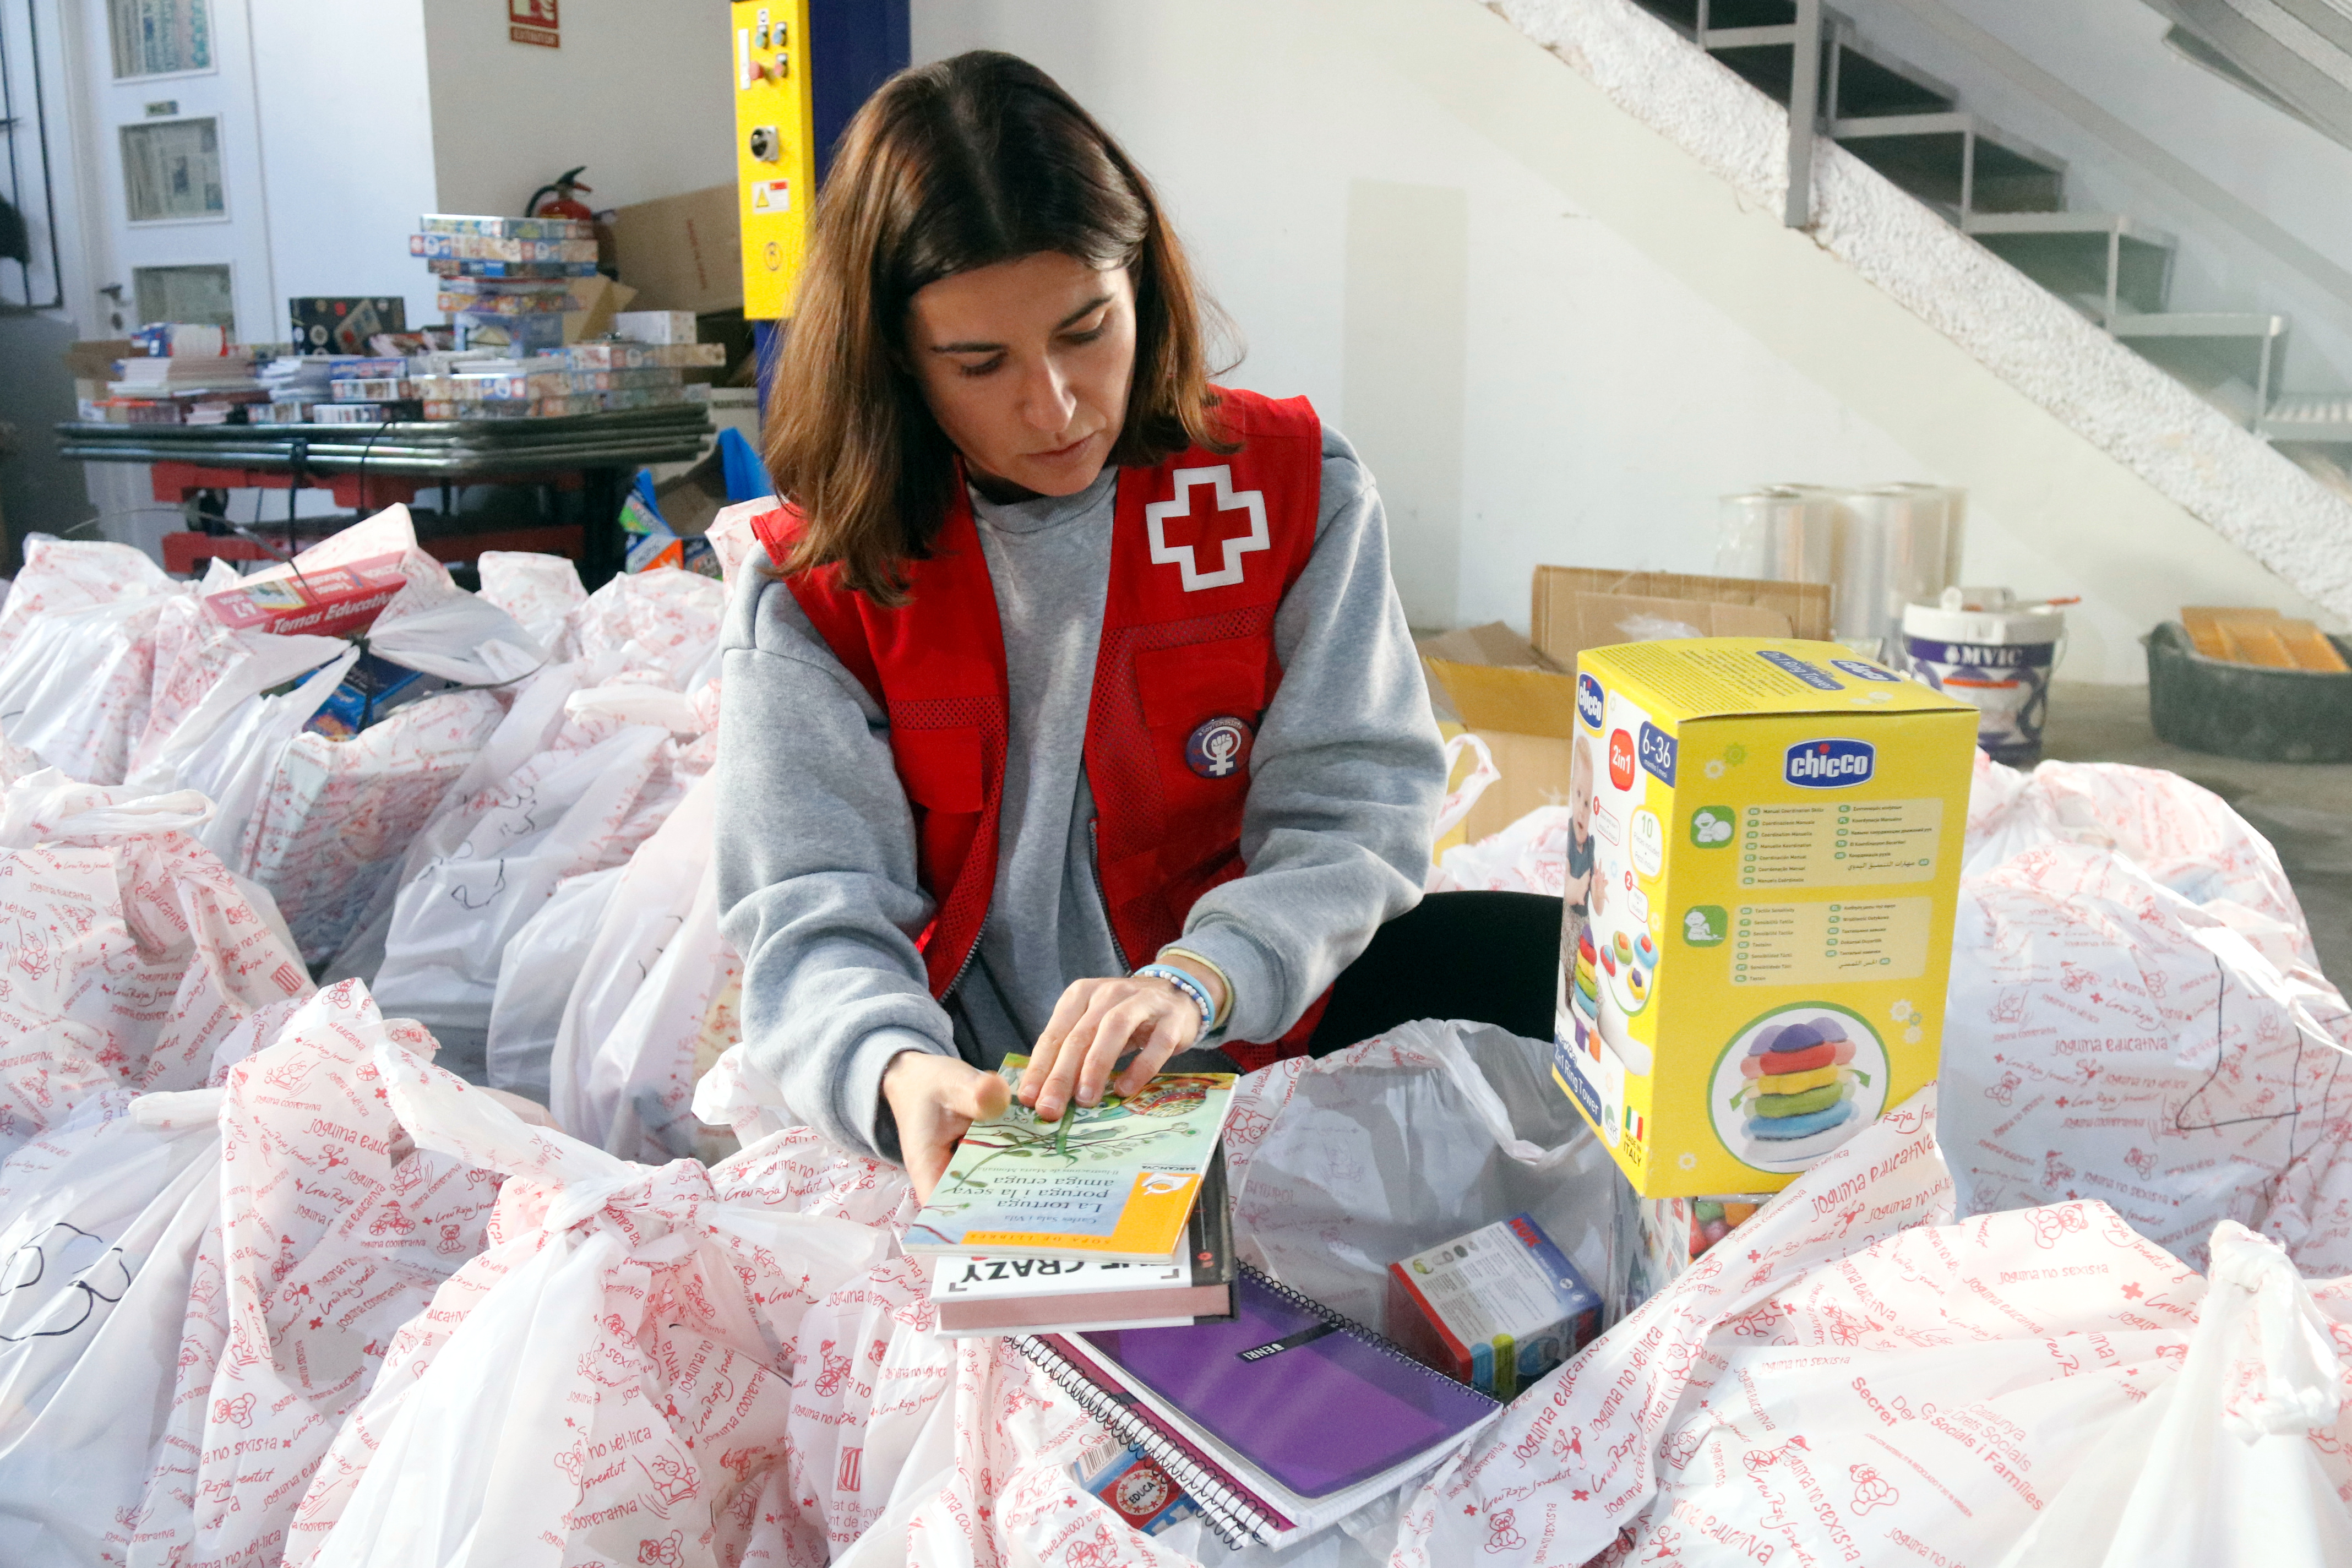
(1079, 1267, 1501, 1500)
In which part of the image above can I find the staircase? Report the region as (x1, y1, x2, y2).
(1631, 0, 2330, 434)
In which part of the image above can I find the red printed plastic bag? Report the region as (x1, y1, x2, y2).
(238, 690, 507, 962)
(477, 550, 588, 651)
(0, 592, 179, 783)
(0, 772, 312, 1158)
(1941, 839, 2352, 1273)
(126, 981, 503, 1567)
(0, 537, 176, 666)
(286, 1046, 890, 1568)
(1395, 1088, 2204, 1565)
(130, 591, 349, 791)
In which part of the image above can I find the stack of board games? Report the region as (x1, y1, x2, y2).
(908, 1055, 1239, 1336)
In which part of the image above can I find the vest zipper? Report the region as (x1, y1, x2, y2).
(942, 913, 986, 1001)
(1089, 818, 1132, 973)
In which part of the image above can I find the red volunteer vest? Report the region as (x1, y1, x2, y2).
(750, 386, 1328, 1071)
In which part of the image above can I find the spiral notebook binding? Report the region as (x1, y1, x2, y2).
(1237, 1262, 1505, 1409)
(1014, 1335, 1269, 1550)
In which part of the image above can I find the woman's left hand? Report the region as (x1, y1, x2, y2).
(1017, 962, 1223, 1120)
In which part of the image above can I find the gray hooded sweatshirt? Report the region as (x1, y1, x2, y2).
(714, 421, 1446, 1163)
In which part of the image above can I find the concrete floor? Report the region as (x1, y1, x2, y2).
(2040, 680, 2352, 986)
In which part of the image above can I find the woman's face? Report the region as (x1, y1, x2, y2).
(907, 251, 1136, 500)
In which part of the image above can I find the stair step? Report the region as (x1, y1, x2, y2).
(1963, 213, 2175, 319)
(1830, 111, 2066, 214)
(2260, 395, 2352, 442)
(2111, 311, 2289, 341)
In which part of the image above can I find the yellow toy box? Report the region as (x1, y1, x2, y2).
(1556, 639, 1977, 1196)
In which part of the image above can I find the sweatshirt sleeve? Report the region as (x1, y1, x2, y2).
(712, 550, 956, 1162)
(1169, 426, 1449, 1043)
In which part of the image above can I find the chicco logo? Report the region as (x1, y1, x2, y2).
(1576, 672, 1604, 731)
(1608, 728, 1637, 792)
(1784, 738, 1876, 788)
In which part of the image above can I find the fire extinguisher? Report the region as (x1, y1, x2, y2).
(526, 165, 595, 221)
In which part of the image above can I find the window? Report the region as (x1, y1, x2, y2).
(108, 0, 211, 79)
(120, 116, 222, 221)
(133, 261, 233, 331)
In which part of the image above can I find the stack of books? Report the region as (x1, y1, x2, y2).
(906, 1056, 1240, 1337)
(102, 347, 263, 425)
(910, 1059, 1504, 1551)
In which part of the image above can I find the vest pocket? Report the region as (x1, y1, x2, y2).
(890, 723, 984, 812)
(1134, 638, 1270, 731)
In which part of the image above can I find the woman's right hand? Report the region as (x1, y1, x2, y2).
(882, 1050, 1011, 1205)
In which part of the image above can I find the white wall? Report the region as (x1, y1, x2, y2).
(911, 0, 1941, 637)
(248, 0, 439, 330)
(908, 0, 2338, 680)
(421, 0, 733, 217)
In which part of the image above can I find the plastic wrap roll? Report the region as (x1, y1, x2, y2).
(1833, 486, 1960, 660)
(1716, 487, 1835, 585)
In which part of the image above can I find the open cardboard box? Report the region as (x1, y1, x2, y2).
(1424, 568, 1833, 848)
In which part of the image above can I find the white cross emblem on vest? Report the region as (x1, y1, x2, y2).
(1144, 465, 1269, 592)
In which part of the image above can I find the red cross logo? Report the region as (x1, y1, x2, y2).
(1144, 465, 1268, 591)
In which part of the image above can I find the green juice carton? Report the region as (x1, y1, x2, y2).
(1555, 639, 1976, 1196)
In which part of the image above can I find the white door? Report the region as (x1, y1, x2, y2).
(69, 0, 276, 342)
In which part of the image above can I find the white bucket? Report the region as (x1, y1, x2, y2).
(1901, 587, 2064, 764)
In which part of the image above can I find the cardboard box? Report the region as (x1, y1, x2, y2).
(1420, 623, 1578, 850)
(1531, 567, 1831, 668)
(563, 273, 639, 345)
(291, 297, 407, 356)
(1386, 1213, 1600, 1400)
(1556, 638, 1975, 1196)
(609, 184, 742, 315)
(203, 552, 409, 638)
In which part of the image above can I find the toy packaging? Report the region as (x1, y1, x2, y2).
(1069, 1436, 1202, 1537)
(1556, 638, 1976, 1196)
(202, 552, 410, 638)
(1385, 1213, 1600, 1399)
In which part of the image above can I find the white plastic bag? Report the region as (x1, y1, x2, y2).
(1224, 1021, 1616, 1335)
(0, 537, 175, 664)
(287, 1042, 891, 1568)
(1992, 1221, 2352, 1566)
(368, 714, 670, 1076)
(0, 771, 312, 1158)
(129, 590, 348, 791)
(555, 774, 734, 1157)
(0, 592, 179, 783)
(126, 981, 502, 1567)
(1941, 837, 2352, 1273)
(177, 646, 362, 869)
(476, 550, 587, 651)
(485, 864, 625, 1105)
(1396, 1088, 2195, 1564)
(239, 689, 508, 962)
(0, 1089, 226, 1568)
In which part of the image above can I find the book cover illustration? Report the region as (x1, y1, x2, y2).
(903, 1055, 1234, 1260)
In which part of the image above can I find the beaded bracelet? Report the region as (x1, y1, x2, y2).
(1133, 963, 1216, 1035)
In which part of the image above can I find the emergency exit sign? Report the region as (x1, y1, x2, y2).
(509, 0, 559, 48)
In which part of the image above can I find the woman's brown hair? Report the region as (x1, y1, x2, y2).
(761, 50, 1234, 602)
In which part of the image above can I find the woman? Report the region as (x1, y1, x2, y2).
(718, 51, 1558, 1200)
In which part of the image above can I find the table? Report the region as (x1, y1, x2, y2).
(55, 405, 713, 587)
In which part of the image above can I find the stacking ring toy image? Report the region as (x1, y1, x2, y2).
(1709, 1004, 1888, 1173)
(1570, 928, 1600, 1037)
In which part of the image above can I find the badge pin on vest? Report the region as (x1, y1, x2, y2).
(1185, 716, 1254, 778)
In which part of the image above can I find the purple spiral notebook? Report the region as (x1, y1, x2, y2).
(1078, 1265, 1500, 1500)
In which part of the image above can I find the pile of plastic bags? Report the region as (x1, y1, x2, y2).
(10, 503, 2352, 1564)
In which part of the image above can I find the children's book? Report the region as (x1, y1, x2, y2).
(932, 1145, 1235, 1335)
(901, 1054, 1235, 1262)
